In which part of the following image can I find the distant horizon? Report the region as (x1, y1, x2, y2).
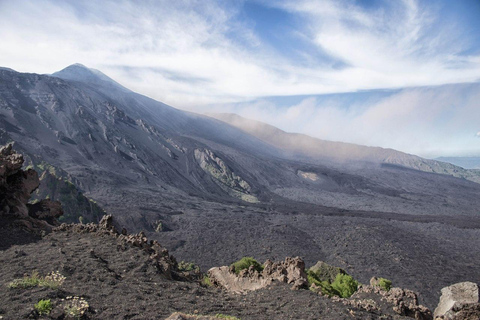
(1, 0, 479, 158)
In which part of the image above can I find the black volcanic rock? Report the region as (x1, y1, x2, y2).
(0, 215, 431, 320)
(0, 144, 63, 232)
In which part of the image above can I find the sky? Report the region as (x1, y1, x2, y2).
(1, 0, 480, 157)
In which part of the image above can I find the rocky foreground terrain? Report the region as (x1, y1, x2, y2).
(1, 145, 480, 320)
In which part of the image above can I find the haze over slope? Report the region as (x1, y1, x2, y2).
(209, 113, 480, 183)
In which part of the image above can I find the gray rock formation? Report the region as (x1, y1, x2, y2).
(208, 257, 308, 294)
(350, 285, 433, 319)
(434, 282, 480, 319)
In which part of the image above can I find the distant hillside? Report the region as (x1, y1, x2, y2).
(209, 113, 480, 184)
(436, 156, 480, 169)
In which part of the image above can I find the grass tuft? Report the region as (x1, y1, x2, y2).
(8, 271, 65, 289)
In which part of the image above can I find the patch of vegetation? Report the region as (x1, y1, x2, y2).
(230, 257, 263, 274)
(34, 299, 53, 315)
(215, 314, 241, 320)
(8, 271, 66, 289)
(63, 296, 89, 319)
(201, 275, 212, 287)
(307, 266, 359, 298)
(308, 261, 346, 283)
(178, 261, 200, 273)
(307, 271, 340, 297)
(154, 220, 163, 232)
(331, 273, 359, 298)
(378, 277, 392, 291)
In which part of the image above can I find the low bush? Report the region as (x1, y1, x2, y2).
(35, 299, 53, 315)
(378, 277, 392, 291)
(331, 273, 359, 298)
(230, 257, 263, 274)
(307, 271, 340, 297)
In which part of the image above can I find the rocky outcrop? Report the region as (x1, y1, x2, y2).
(55, 215, 189, 280)
(208, 256, 308, 294)
(434, 282, 480, 320)
(349, 285, 433, 319)
(0, 144, 63, 232)
(194, 148, 258, 203)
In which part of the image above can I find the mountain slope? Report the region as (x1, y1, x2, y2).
(209, 113, 480, 184)
(2, 65, 480, 308)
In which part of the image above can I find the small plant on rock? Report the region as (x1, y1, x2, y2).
(34, 299, 53, 315)
(378, 278, 392, 291)
(230, 257, 263, 274)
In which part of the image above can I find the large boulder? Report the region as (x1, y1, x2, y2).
(434, 282, 480, 319)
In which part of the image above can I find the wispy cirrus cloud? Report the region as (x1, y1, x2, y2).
(1, 0, 479, 156)
(0, 0, 479, 109)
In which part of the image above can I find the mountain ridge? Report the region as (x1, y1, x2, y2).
(2, 65, 480, 308)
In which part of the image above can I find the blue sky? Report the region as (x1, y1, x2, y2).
(1, 0, 479, 157)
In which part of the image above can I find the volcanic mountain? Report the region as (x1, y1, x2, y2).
(1, 64, 480, 307)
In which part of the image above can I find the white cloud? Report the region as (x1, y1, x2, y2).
(476, 132, 480, 137)
(0, 0, 479, 110)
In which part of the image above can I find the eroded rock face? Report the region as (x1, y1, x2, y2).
(208, 256, 308, 294)
(0, 144, 63, 232)
(434, 282, 480, 320)
(194, 148, 258, 203)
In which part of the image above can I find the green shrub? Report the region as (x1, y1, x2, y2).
(202, 275, 212, 287)
(331, 273, 359, 298)
(230, 257, 263, 274)
(35, 299, 52, 315)
(307, 271, 340, 297)
(378, 278, 392, 291)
